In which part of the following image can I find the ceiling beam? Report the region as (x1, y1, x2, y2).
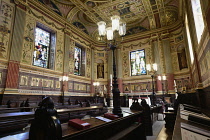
(68, 0, 105, 23)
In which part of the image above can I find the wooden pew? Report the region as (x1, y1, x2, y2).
(62, 111, 145, 140)
(173, 104, 210, 140)
(0, 109, 146, 140)
(0, 106, 105, 137)
(0, 108, 21, 114)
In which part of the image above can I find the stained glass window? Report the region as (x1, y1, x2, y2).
(130, 50, 146, 76)
(33, 27, 50, 68)
(74, 46, 82, 75)
(191, 0, 204, 43)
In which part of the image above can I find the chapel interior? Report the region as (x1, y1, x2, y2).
(0, 0, 210, 139)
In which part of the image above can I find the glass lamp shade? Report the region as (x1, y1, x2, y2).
(146, 64, 151, 71)
(111, 15, 120, 31)
(158, 76, 162, 81)
(119, 21, 126, 36)
(93, 82, 100, 86)
(97, 21, 106, 36)
(106, 27, 113, 40)
(162, 75, 166, 80)
(59, 76, 68, 81)
(153, 63, 157, 71)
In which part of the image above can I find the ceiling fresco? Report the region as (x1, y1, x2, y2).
(40, 0, 180, 39)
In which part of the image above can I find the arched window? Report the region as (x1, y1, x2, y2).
(191, 0, 204, 43)
(74, 46, 82, 75)
(33, 27, 50, 68)
(74, 43, 86, 76)
(130, 50, 146, 76)
(185, 14, 194, 64)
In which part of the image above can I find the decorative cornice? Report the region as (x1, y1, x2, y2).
(27, 6, 64, 31)
(71, 33, 91, 47)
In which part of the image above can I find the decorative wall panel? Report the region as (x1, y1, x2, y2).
(69, 40, 75, 74)
(21, 15, 35, 64)
(0, 0, 14, 59)
(86, 48, 91, 78)
(27, 7, 64, 72)
(55, 32, 64, 71)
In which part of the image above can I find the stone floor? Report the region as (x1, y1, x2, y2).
(147, 120, 173, 140)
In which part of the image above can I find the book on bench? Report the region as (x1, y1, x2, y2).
(104, 113, 119, 120)
(68, 119, 91, 130)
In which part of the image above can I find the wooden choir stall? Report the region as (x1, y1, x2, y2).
(0, 96, 162, 140)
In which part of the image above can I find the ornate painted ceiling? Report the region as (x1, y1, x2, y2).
(39, 0, 179, 39)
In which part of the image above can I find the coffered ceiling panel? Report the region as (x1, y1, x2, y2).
(40, 0, 180, 39)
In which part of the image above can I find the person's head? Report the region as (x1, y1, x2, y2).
(141, 99, 147, 106)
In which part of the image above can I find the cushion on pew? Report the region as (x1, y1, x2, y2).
(104, 113, 119, 120)
(68, 119, 91, 130)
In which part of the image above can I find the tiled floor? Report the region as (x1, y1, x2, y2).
(147, 120, 173, 140)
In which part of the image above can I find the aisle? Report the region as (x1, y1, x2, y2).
(147, 120, 173, 140)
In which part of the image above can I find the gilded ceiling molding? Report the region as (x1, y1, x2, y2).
(142, 0, 156, 29)
(122, 38, 151, 49)
(95, 47, 108, 51)
(71, 34, 91, 47)
(67, 7, 80, 22)
(123, 21, 182, 43)
(70, 0, 99, 23)
(63, 24, 73, 36)
(72, 20, 89, 35)
(13, 0, 28, 6)
(27, 7, 64, 31)
(170, 28, 183, 38)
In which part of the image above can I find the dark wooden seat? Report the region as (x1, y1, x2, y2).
(0, 110, 146, 140)
(0, 106, 105, 137)
(107, 123, 144, 140)
(164, 112, 176, 129)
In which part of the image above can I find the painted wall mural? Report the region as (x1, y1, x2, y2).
(24, 7, 64, 71)
(43, 79, 54, 88)
(20, 76, 28, 86)
(55, 32, 64, 71)
(0, 0, 14, 59)
(123, 82, 152, 93)
(56, 81, 60, 89)
(126, 26, 148, 36)
(122, 51, 129, 77)
(21, 15, 35, 65)
(38, 0, 62, 16)
(86, 48, 91, 78)
(73, 22, 89, 35)
(178, 49, 188, 70)
(31, 77, 41, 87)
(69, 40, 75, 74)
(74, 83, 86, 92)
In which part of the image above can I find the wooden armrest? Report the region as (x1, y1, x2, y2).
(164, 112, 175, 115)
(107, 123, 142, 140)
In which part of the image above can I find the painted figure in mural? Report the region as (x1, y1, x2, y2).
(178, 49, 188, 70)
(97, 63, 104, 78)
(74, 59, 79, 70)
(181, 50, 188, 68)
(135, 53, 141, 73)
